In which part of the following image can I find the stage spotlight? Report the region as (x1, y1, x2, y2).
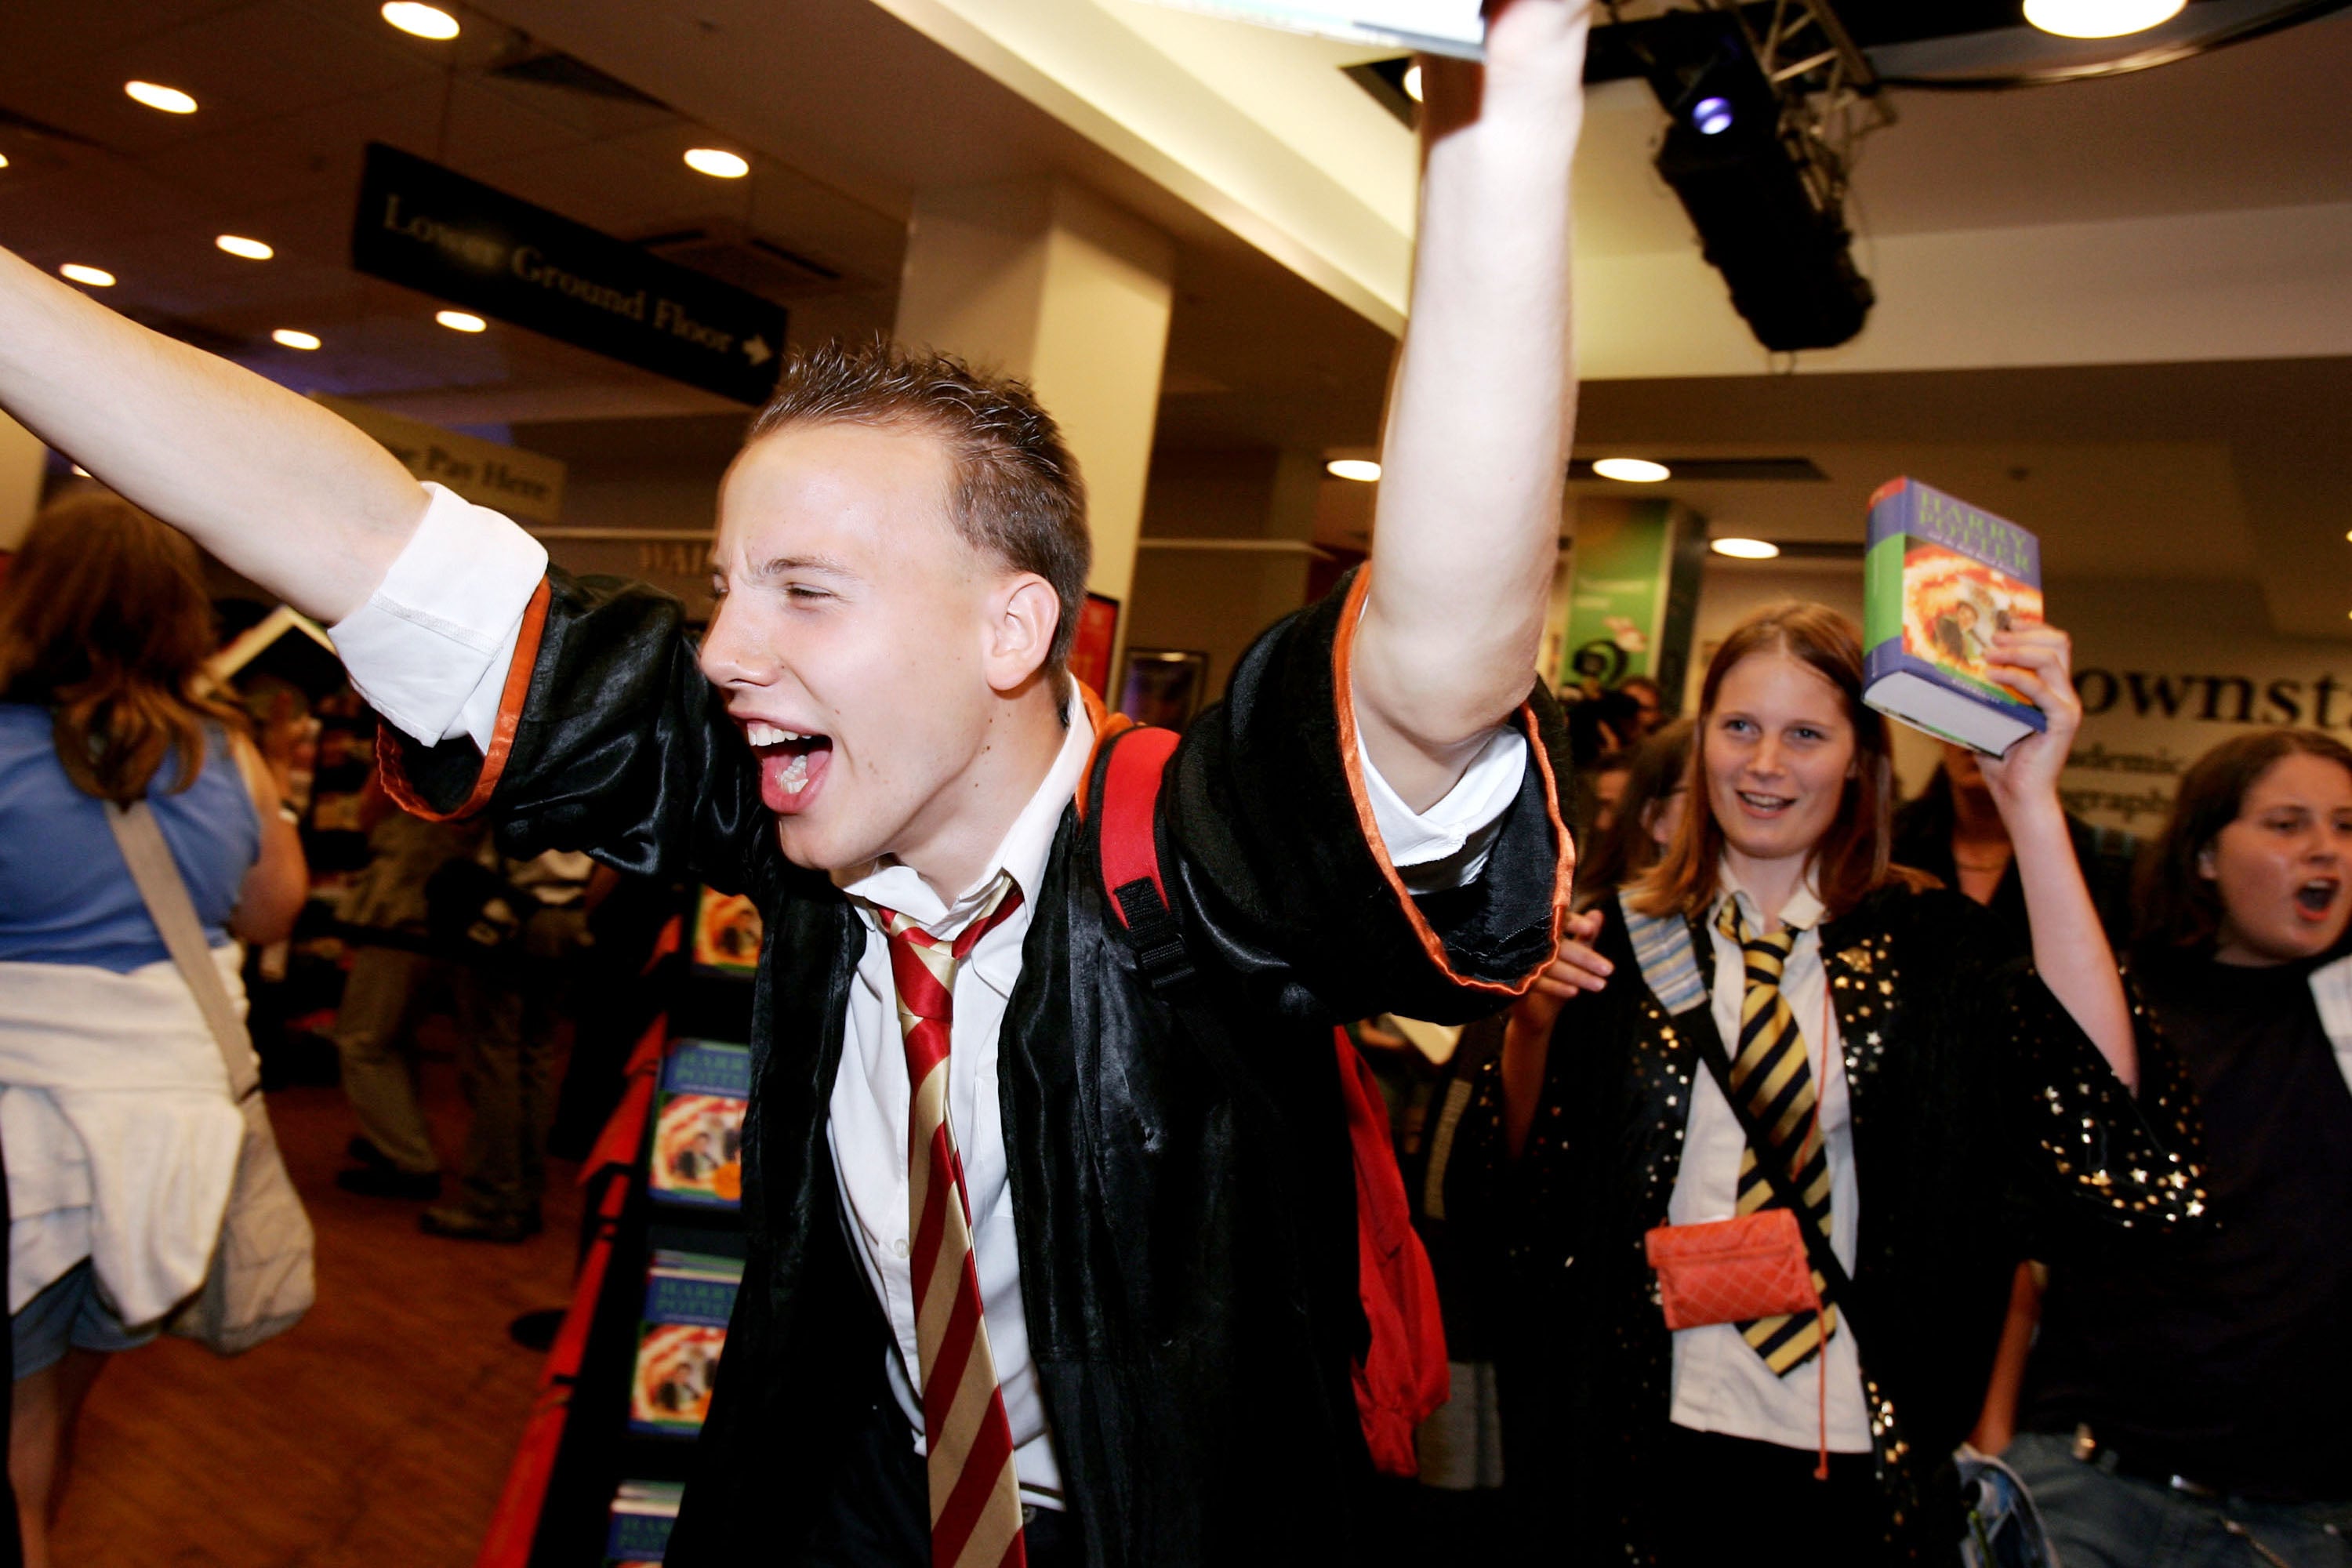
(1642, 11, 1875, 354)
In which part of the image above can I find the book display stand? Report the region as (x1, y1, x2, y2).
(476, 887, 763, 1568)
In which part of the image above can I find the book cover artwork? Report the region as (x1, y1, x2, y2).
(1134, 0, 1484, 56)
(604, 1479, 684, 1568)
(691, 885, 763, 975)
(629, 1250, 742, 1437)
(1862, 477, 2049, 756)
(648, 1040, 750, 1209)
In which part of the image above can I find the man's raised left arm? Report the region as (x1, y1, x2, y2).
(1350, 1, 1591, 811)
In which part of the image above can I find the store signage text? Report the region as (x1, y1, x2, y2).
(312, 394, 566, 524)
(350, 143, 787, 405)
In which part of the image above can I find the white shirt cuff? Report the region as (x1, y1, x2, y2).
(326, 482, 546, 749)
(1358, 724, 1528, 891)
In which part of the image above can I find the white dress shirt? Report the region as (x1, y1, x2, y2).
(332, 483, 1534, 1504)
(1664, 866, 1871, 1454)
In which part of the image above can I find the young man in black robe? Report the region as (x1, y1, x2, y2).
(0, 5, 1593, 1560)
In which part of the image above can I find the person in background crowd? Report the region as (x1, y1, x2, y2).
(1581, 747, 1634, 838)
(1467, 599, 2200, 1563)
(1566, 684, 1641, 770)
(0, 493, 306, 1568)
(330, 771, 489, 1202)
(1893, 740, 2137, 957)
(1617, 673, 1664, 742)
(1573, 717, 1693, 909)
(2006, 729, 2352, 1568)
(419, 848, 597, 1243)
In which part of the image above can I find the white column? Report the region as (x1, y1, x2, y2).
(894, 177, 1175, 626)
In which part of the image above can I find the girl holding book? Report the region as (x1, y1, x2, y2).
(1466, 598, 2199, 1563)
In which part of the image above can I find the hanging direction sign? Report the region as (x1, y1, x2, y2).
(350, 143, 788, 406)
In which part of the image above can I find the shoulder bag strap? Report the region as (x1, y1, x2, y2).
(104, 800, 258, 1102)
(1088, 724, 1193, 993)
(1675, 917, 1860, 1316)
(1617, 890, 1711, 1016)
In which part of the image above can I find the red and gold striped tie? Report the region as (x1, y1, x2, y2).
(876, 877, 1029, 1568)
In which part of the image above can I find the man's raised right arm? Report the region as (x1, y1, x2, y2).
(0, 244, 427, 622)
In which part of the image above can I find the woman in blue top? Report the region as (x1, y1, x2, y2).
(0, 491, 305, 1568)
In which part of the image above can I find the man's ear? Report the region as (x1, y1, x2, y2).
(982, 573, 1062, 695)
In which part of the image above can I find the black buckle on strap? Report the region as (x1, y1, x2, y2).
(1112, 876, 1194, 992)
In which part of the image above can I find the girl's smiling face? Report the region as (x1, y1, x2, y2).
(1701, 649, 1857, 879)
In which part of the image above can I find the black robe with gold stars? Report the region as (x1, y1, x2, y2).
(1458, 884, 2204, 1564)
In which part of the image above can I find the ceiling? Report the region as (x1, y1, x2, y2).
(2, 0, 2348, 633)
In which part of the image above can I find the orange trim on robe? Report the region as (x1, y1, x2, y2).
(1073, 681, 1133, 821)
(376, 576, 553, 822)
(1330, 567, 1576, 998)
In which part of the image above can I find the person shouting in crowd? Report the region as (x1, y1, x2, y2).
(0, 4, 1592, 1562)
(2007, 730, 2352, 1568)
(1467, 599, 2200, 1564)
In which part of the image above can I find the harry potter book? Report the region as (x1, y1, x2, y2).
(627, 1250, 742, 1437)
(647, 1040, 749, 1210)
(691, 885, 763, 976)
(1862, 477, 2049, 756)
(604, 1479, 684, 1567)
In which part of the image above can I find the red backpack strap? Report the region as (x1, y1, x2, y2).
(1087, 724, 1193, 992)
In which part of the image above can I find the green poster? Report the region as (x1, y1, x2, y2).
(1560, 499, 1701, 705)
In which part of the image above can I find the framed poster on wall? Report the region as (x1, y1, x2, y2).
(1070, 593, 1120, 697)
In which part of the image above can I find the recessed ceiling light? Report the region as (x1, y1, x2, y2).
(1326, 458, 1382, 483)
(59, 263, 116, 288)
(435, 309, 487, 332)
(124, 81, 198, 114)
(684, 147, 750, 180)
(1711, 537, 1780, 561)
(2021, 0, 2185, 37)
(1592, 457, 1671, 483)
(381, 2, 460, 40)
(270, 328, 321, 350)
(216, 234, 273, 260)
(1402, 64, 1424, 103)
(0, 154, 10, 170)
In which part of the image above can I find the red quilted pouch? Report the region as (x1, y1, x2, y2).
(1644, 1209, 1819, 1330)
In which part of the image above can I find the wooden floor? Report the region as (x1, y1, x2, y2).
(48, 1041, 583, 1568)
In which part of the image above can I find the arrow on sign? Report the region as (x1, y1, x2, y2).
(742, 336, 773, 367)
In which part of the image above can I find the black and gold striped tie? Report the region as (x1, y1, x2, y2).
(1716, 898, 1838, 1374)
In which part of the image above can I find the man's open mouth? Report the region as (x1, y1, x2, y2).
(745, 721, 834, 810)
(2296, 877, 2339, 919)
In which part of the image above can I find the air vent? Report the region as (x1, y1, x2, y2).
(637, 222, 847, 302)
(486, 43, 669, 108)
(0, 102, 107, 148)
(1570, 457, 1828, 482)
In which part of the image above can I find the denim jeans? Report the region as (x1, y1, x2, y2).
(2005, 1431, 2352, 1568)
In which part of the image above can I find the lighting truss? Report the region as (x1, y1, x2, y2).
(1624, 0, 1896, 217)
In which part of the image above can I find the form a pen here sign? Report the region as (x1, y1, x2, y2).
(311, 394, 565, 526)
(350, 143, 786, 405)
